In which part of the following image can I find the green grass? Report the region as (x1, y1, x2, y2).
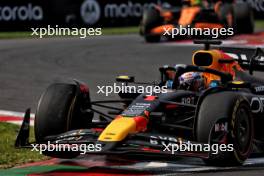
(0, 32, 32, 39)
(255, 20, 264, 29)
(0, 165, 87, 176)
(102, 26, 139, 35)
(0, 123, 47, 169)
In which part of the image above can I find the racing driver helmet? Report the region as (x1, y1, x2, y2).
(179, 72, 205, 91)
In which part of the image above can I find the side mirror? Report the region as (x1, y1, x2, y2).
(116, 75, 135, 83)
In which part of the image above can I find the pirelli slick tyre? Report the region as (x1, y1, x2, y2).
(141, 8, 162, 43)
(233, 3, 254, 34)
(218, 4, 235, 29)
(196, 92, 253, 166)
(35, 83, 93, 142)
(34, 83, 93, 158)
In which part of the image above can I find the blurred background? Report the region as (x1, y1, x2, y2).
(0, 0, 262, 31)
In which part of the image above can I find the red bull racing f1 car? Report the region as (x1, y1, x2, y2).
(16, 40, 264, 166)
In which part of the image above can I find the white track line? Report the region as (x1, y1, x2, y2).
(0, 109, 99, 126)
(0, 109, 35, 118)
(0, 109, 35, 126)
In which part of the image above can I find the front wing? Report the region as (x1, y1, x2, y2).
(15, 109, 209, 159)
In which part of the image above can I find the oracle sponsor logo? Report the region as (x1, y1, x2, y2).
(0, 4, 43, 21)
(251, 97, 264, 113)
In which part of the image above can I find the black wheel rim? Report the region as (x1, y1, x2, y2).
(209, 105, 251, 155)
(234, 106, 251, 153)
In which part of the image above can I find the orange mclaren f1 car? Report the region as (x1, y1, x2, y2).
(140, 0, 254, 42)
(16, 40, 264, 166)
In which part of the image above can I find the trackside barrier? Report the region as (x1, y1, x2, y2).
(0, 0, 262, 31)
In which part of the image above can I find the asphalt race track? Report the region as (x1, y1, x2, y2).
(1, 34, 264, 175)
(0, 35, 199, 112)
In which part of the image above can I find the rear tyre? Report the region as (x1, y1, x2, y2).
(196, 92, 253, 166)
(218, 4, 235, 30)
(233, 3, 254, 34)
(140, 8, 162, 43)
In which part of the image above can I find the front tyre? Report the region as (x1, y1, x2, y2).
(196, 92, 253, 166)
(34, 82, 93, 158)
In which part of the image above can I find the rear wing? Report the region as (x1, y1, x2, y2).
(219, 47, 264, 75)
